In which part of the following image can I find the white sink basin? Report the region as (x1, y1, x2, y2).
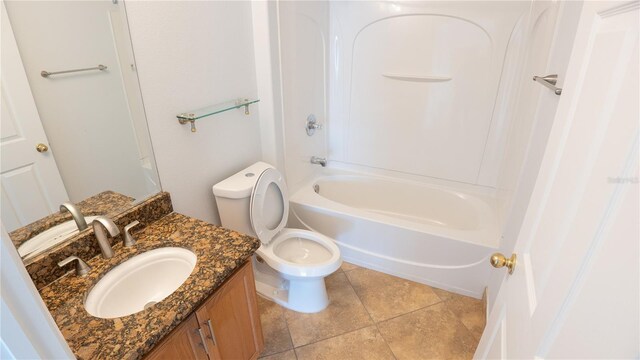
(18, 216, 100, 260)
(84, 247, 197, 319)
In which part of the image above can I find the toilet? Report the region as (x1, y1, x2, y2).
(213, 162, 341, 313)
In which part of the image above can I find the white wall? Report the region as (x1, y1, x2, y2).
(252, 2, 285, 172)
(277, 1, 329, 190)
(328, 2, 529, 187)
(125, 1, 262, 225)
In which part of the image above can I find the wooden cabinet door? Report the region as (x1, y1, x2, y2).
(196, 261, 264, 360)
(145, 313, 209, 360)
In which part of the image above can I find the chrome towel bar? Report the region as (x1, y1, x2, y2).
(41, 64, 107, 78)
(533, 74, 562, 95)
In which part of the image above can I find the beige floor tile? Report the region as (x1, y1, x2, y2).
(442, 293, 486, 340)
(295, 326, 395, 360)
(378, 302, 478, 360)
(340, 261, 361, 272)
(284, 272, 373, 347)
(260, 349, 297, 360)
(258, 296, 294, 356)
(346, 268, 442, 322)
(432, 287, 458, 302)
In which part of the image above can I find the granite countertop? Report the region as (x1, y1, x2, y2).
(10, 190, 134, 248)
(39, 212, 260, 360)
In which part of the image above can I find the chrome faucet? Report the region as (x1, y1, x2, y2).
(91, 216, 120, 258)
(310, 156, 327, 167)
(60, 202, 88, 231)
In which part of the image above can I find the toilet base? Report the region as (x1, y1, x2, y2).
(253, 256, 330, 313)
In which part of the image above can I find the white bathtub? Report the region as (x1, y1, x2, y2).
(289, 173, 500, 298)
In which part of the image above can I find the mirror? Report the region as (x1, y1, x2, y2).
(1, 0, 161, 261)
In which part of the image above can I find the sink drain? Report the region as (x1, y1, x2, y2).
(144, 301, 157, 310)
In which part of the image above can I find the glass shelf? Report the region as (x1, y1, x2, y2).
(176, 98, 259, 132)
(177, 98, 260, 121)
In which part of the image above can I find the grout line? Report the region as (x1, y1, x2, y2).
(428, 294, 487, 342)
(342, 268, 376, 325)
(284, 317, 296, 356)
(441, 306, 482, 345)
(280, 306, 297, 355)
(293, 322, 399, 360)
(343, 266, 397, 359)
(292, 324, 381, 350)
(259, 348, 296, 360)
(373, 322, 398, 360)
(291, 323, 375, 350)
(375, 299, 446, 325)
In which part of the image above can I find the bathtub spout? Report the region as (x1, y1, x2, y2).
(310, 156, 327, 167)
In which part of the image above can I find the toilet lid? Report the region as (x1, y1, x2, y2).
(250, 167, 289, 245)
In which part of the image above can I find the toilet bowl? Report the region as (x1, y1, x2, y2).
(213, 162, 341, 313)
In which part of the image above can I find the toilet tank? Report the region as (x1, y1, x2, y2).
(212, 162, 275, 236)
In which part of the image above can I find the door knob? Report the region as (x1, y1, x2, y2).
(490, 253, 517, 274)
(36, 143, 49, 153)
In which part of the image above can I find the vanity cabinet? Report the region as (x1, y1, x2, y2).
(144, 314, 208, 360)
(145, 261, 264, 360)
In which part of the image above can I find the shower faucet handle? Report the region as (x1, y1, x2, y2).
(306, 114, 323, 136)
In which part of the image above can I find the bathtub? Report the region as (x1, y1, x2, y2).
(288, 173, 500, 298)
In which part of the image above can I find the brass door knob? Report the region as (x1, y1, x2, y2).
(36, 143, 49, 153)
(490, 253, 517, 274)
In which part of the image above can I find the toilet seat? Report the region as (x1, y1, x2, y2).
(250, 168, 289, 245)
(256, 228, 341, 278)
(250, 168, 341, 278)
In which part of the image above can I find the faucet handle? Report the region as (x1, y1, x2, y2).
(58, 256, 91, 277)
(123, 220, 142, 246)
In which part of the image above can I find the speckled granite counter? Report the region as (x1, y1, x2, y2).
(27, 192, 173, 288)
(9, 190, 134, 248)
(39, 212, 260, 360)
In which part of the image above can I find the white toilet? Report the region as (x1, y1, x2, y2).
(213, 162, 341, 313)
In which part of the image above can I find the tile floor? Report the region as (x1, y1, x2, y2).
(257, 262, 486, 360)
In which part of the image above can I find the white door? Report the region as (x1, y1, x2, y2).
(0, 3, 68, 232)
(476, 1, 639, 358)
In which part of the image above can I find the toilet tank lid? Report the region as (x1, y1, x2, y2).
(212, 162, 275, 199)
